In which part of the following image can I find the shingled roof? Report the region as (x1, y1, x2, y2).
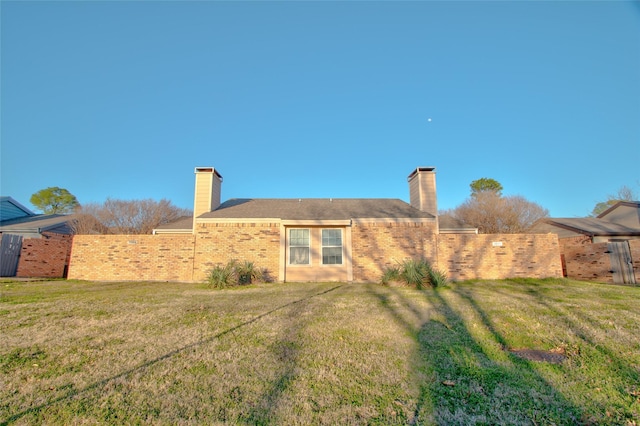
(153, 216, 194, 233)
(597, 201, 640, 218)
(199, 198, 435, 221)
(533, 217, 640, 237)
(0, 214, 74, 235)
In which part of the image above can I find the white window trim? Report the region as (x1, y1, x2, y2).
(321, 228, 343, 266)
(288, 228, 311, 266)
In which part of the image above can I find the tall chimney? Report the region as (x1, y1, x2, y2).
(408, 167, 437, 217)
(193, 167, 223, 220)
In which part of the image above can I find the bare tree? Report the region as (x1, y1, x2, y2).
(450, 191, 548, 234)
(72, 198, 191, 234)
(69, 202, 111, 235)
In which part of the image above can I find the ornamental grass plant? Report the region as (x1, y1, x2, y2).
(381, 258, 448, 288)
(207, 260, 266, 288)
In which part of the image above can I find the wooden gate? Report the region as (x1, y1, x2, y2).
(608, 241, 636, 285)
(0, 234, 23, 277)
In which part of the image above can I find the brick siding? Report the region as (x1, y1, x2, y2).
(69, 235, 196, 281)
(437, 234, 563, 281)
(192, 222, 281, 282)
(351, 221, 437, 282)
(558, 236, 612, 282)
(16, 233, 73, 278)
(559, 236, 640, 283)
(630, 240, 640, 281)
(69, 225, 563, 283)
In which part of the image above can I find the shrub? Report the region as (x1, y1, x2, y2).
(400, 258, 431, 289)
(380, 258, 447, 288)
(427, 267, 448, 287)
(235, 260, 263, 285)
(207, 261, 237, 289)
(206, 260, 267, 288)
(381, 266, 401, 285)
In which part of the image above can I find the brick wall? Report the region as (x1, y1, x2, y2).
(559, 236, 640, 283)
(558, 236, 612, 282)
(16, 233, 73, 278)
(68, 225, 563, 283)
(68, 235, 195, 281)
(351, 221, 437, 282)
(630, 240, 640, 281)
(436, 234, 563, 281)
(192, 222, 281, 281)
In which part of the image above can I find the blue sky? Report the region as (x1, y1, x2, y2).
(2, 1, 639, 218)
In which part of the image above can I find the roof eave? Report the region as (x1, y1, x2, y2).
(597, 200, 640, 218)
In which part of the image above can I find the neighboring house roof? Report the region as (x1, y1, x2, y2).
(198, 198, 435, 221)
(0, 213, 74, 235)
(597, 201, 640, 219)
(153, 216, 194, 234)
(532, 217, 640, 238)
(438, 215, 478, 234)
(531, 200, 640, 240)
(0, 196, 34, 221)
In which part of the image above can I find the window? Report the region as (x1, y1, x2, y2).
(289, 229, 310, 265)
(322, 229, 343, 265)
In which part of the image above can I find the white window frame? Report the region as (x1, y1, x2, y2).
(288, 228, 310, 266)
(321, 228, 343, 265)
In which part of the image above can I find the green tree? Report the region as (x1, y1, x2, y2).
(591, 185, 639, 216)
(470, 178, 503, 197)
(30, 187, 79, 214)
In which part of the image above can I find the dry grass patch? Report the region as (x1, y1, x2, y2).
(1, 278, 639, 425)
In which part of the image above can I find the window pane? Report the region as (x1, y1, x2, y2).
(322, 229, 342, 246)
(290, 229, 309, 246)
(290, 247, 310, 265)
(322, 247, 342, 265)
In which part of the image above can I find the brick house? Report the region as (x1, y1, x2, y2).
(152, 167, 439, 282)
(71, 166, 555, 283)
(0, 196, 74, 277)
(68, 166, 563, 283)
(530, 201, 640, 284)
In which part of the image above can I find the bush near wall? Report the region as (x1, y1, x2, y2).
(192, 222, 281, 282)
(351, 221, 437, 283)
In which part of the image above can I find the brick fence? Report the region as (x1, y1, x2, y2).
(558, 236, 640, 283)
(15, 233, 73, 278)
(69, 235, 196, 282)
(437, 234, 562, 281)
(68, 232, 562, 282)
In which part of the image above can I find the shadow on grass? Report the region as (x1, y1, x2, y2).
(488, 280, 640, 382)
(484, 280, 640, 423)
(242, 284, 324, 423)
(1, 284, 343, 425)
(369, 284, 583, 425)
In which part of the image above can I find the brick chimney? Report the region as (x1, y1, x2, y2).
(193, 167, 223, 220)
(408, 167, 437, 217)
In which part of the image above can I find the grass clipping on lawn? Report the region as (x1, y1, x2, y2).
(1, 278, 639, 425)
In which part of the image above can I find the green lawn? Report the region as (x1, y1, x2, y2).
(1, 278, 639, 425)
